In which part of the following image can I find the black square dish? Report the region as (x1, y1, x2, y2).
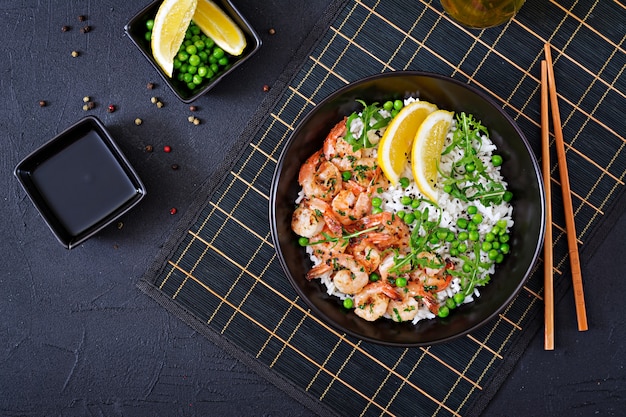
(124, 0, 262, 103)
(14, 116, 146, 249)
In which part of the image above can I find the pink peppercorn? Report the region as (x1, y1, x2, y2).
(170, 208, 177, 215)
(163, 145, 172, 153)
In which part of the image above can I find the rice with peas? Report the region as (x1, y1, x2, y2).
(295, 98, 513, 324)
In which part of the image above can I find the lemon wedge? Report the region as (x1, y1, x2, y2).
(411, 109, 454, 201)
(151, 0, 198, 77)
(193, 0, 247, 56)
(377, 101, 438, 185)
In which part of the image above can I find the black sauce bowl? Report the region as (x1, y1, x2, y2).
(14, 116, 146, 249)
(269, 71, 546, 347)
(124, 0, 262, 103)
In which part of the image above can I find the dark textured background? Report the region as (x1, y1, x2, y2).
(2, 1, 624, 416)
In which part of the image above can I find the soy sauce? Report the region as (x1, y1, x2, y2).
(30, 130, 138, 237)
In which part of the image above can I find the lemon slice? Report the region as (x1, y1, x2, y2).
(193, 0, 247, 56)
(411, 109, 454, 201)
(151, 0, 198, 77)
(377, 101, 438, 185)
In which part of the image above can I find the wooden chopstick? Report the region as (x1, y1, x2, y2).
(541, 60, 555, 349)
(544, 43, 588, 332)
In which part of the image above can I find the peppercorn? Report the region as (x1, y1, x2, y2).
(268, 28, 276, 35)
(263, 84, 270, 92)
(78, 15, 86, 22)
(147, 82, 155, 89)
(39, 100, 46, 107)
(107, 104, 115, 113)
(135, 118, 142, 125)
(163, 145, 172, 153)
(171, 164, 179, 170)
(170, 208, 177, 215)
(189, 105, 197, 112)
(71, 50, 79, 57)
(61, 25, 70, 32)
(80, 25, 91, 33)
(87, 101, 95, 110)
(144, 144, 153, 152)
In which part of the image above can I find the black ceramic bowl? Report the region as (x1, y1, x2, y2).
(125, 0, 261, 103)
(270, 72, 545, 346)
(14, 116, 146, 249)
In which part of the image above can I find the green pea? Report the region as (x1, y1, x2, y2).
(212, 47, 225, 59)
(145, 19, 154, 30)
(472, 213, 483, 224)
(186, 44, 197, 55)
(485, 232, 495, 242)
(341, 171, 351, 181)
(383, 101, 394, 111)
(503, 191, 513, 202)
(458, 243, 468, 253)
(499, 233, 510, 243)
(491, 154, 503, 167)
(173, 59, 182, 70)
(144, 31, 151, 41)
(177, 51, 189, 62)
(182, 73, 193, 83)
(187, 65, 197, 74)
(188, 54, 201, 66)
(496, 253, 504, 263)
(391, 109, 399, 118)
(491, 226, 501, 235)
(456, 218, 468, 229)
(445, 232, 455, 242)
(492, 241, 500, 250)
(393, 99, 403, 110)
(404, 212, 416, 224)
(371, 207, 383, 214)
(183, 39, 193, 47)
(191, 34, 200, 42)
(411, 199, 420, 209)
(194, 40, 205, 50)
(192, 74, 203, 85)
(298, 237, 309, 246)
(497, 219, 508, 230)
(462, 262, 472, 273)
(176, 72, 184, 82)
(445, 297, 456, 310)
(500, 243, 510, 254)
(400, 196, 412, 206)
(429, 234, 439, 245)
(190, 25, 201, 35)
(466, 162, 476, 172)
(187, 82, 196, 90)
(488, 249, 499, 261)
(343, 298, 354, 309)
(198, 51, 209, 62)
(451, 240, 460, 248)
(458, 231, 469, 241)
(218, 56, 229, 66)
(371, 197, 382, 207)
(482, 241, 492, 252)
(453, 292, 465, 305)
(180, 63, 189, 73)
(396, 277, 408, 288)
(396, 210, 406, 219)
(399, 177, 410, 188)
(467, 222, 478, 231)
(436, 229, 449, 240)
(467, 205, 478, 215)
(449, 247, 459, 257)
(210, 63, 219, 73)
(369, 272, 380, 282)
(205, 37, 215, 48)
(443, 184, 452, 194)
(438, 305, 450, 318)
(197, 65, 208, 77)
(469, 230, 479, 241)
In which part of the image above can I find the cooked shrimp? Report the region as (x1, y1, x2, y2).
(298, 150, 342, 201)
(411, 252, 453, 292)
(291, 198, 342, 238)
(353, 281, 400, 322)
(348, 237, 382, 274)
(323, 118, 362, 171)
(387, 293, 420, 323)
(308, 227, 348, 261)
(331, 189, 371, 226)
(406, 281, 440, 315)
(306, 254, 369, 295)
(378, 252, 411, 282)
(350, 211, 411, 250)
(349, 157, 384, 189)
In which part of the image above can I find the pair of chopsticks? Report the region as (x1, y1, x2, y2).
(541, 43, 588, 350)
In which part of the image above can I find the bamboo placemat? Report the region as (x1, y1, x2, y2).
(139, 0, 626, 415)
